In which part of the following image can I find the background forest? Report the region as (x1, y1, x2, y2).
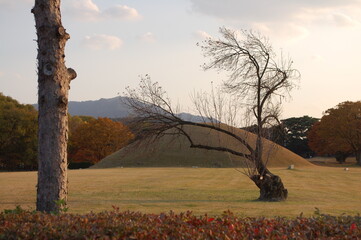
(2, 92, 360, 171)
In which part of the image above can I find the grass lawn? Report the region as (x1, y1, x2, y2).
(309, 156, 358, 167)
(0, 166, 360, 217)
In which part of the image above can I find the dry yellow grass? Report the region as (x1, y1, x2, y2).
(1, 166, 360, 217)
(309, 156, 357, 167)
(93, 125, 313, 169)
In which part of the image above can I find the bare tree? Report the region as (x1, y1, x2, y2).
(201, 28, 299, 200)
(125, 27, 299, 201)
(32, 0, 77, 212)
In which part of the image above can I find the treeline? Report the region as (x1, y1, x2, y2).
(0, 93, 134, 171)
(246, 101, 361, 165)
(308, 101, 361, 165)
(0, 93, 37, 170)
(244, 115, 319, 158)
(2, 93, 360, 170)
(68, 116, 134, 168)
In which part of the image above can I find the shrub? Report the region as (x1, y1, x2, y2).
(0, 208, 360, 239)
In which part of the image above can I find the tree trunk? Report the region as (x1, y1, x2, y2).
(335, 151, 349, 164)
(251, 173, 288, 201)
(32, 0, 76, 212)
(356, 150, 361, 166)
(253, 126, 288, 201)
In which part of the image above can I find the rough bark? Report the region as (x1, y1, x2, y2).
(251, 174, 288, 201)
(32, 0, 76, 212)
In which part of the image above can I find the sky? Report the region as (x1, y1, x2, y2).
(1, 0, 361, 119)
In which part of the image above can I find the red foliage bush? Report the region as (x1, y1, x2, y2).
(0, 208, 360, 239)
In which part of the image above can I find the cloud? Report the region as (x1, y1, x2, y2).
(0, 0, 31, 3)
(103, 5, 141, 21)
(65, 0, 100, 21)
(190, 0, 292, 22)
(332, 12, 359, 27)
(64, 0, 141, 21)
(138, 32, 156, 43)
(0, 0, 32, 10)
(189, 0, 361, 39)
(252, 22, 309, 42)
(83, 34, 123, 50)
(190, 0, 360, 22)
(193, 30, 212, 39)
(311, 54, 324, 62)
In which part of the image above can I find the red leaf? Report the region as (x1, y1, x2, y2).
(207, 218, 215, 222)
(350, 223, 357, 231)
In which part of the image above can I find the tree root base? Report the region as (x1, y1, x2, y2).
(251, 174, 288, 201)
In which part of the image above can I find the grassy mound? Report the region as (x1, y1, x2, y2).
(92, 125, 313, 168)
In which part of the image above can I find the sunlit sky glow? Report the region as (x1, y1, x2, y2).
(1, 0, 361, 119)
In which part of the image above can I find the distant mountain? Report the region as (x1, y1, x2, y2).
(177, 112, 218, 123)
(33, 96, 214, 122)
(67, 96, 131, 118)
(34, 96, 130, 118)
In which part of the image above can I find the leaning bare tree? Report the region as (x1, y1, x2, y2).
(32, 0, 76, 212)
(125, 27, 299, 201)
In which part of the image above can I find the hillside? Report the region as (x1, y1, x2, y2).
(92, 124, 313, 168)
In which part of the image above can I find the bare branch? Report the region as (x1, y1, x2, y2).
(124, 26, 297, 201)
